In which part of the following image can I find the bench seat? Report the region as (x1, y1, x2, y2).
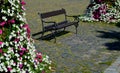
(38, 8, 79, 42)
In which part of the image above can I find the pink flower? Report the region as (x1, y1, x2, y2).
(22, 6, 26, 10)
(0, 29, 3, 34)
(0, 41, 3, 45)
(19, 47, 27, 56)
(7, 67, 12, 72)
(10, 19, 15, 24)
(42, 71, 45, 73)
(22, 24, 31, 34)
(0, 21, 6, 27)
(36, 52, 42, 62)
(21, 47, 26, 51)
(0, 49, 3, 53)
(19, 64, 23, 69)
(36, 52, 42, 58)
(21, 1, 26, 5)
(14, 38, 20, 42)
(19, 51, 24, 56)
(22, 24, 31, 38)
(8, 19, 15, 24)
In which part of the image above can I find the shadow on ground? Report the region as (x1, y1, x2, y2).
(115, 22, 120, 28)
(32, 30, 70, 41)
(97, 30, 120, 51)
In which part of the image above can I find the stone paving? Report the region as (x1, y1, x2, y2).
(33, 22, 120, 73)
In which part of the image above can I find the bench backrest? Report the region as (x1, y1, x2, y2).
(39, 8, 66, 19)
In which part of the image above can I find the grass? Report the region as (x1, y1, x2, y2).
(25, 0, 120, 73)
(25, 0, 89, 34)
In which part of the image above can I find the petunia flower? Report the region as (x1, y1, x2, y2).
(19, 64, 23, 69)
(0, 48, 3, 53)
(21, 47, 26, 51)
(0, 41, 3, 45)
(7, 67, 12, 72)
(0, 21, 6, 27)
(22, 6, 26, 10)
(0, 29, 3, 34)
(8, 19, 15, 24)
(19, 51, 24, 56)
(21, 0, 26, 5)
(22, 24, 31, 38)
(14, 38, 20, 42)
(42, 71, 45, 73)
(36, 52, 42, 62)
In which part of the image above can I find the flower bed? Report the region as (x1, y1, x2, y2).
(0, 0, 51, 73)
(79, 0, 120, 23)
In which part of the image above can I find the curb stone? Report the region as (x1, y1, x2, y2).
(104, 57, 120, 73)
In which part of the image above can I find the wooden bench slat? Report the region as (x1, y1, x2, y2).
(41, 9, 66, 19)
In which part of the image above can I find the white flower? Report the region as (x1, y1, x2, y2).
(11, 68, 16, 73)
(9, 13, 14, 16)
(15, 53, 19, 57)
(5, 42, 9, 46)
(13, 62, 16, 66)
(2, 16, 7, 21)
(24, 62, 27, 65)
(27, 64, 30, 67)
(0, 56, 4, 59)
(0, 66, 3, 72)
(6, 57, 10, 60)
(1, 9, 7, 14)
(4, 67, 8, 72)
(12, 7, 15, 10)
(7, 9, 10, 13)
(10, 60, 14, 64)
(15, 5, 19, 8)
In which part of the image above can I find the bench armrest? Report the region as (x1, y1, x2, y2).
(66, 15, 80, 22)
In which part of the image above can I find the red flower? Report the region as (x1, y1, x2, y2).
(0, 49, 3, 53)
(22, 24, 31, 38)
(0, 29, 3, 34)
(21, 0, 26, 5)
(7, 67, 12, 72)
(19, 47, 27, 56)
(36, 52, 42, 62)
(0, 21, 6, 27)
(8, 19, 15, 24)
(22, 24, 31, 33)
(14, 38, 20, 42)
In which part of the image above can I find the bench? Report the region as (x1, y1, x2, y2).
(38, 8, 79, 42)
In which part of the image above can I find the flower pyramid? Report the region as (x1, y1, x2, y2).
(79, 0, 120, 23)
(0, 0, 51, 73)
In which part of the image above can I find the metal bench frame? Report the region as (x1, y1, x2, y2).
(38, 8, 79, 42)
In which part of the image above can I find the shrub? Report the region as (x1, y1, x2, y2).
(79, 0, 120, 23)
(0, 0, 52, 73)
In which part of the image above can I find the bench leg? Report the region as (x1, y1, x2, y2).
(51, 30, 57, 43)
(63, 27, 66, 31)
(54, 30, 57, 43)
(41, 31, 44, 39)
(75, 24, 78, 35)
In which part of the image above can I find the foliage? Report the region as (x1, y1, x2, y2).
(0, 0, 51, 73)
